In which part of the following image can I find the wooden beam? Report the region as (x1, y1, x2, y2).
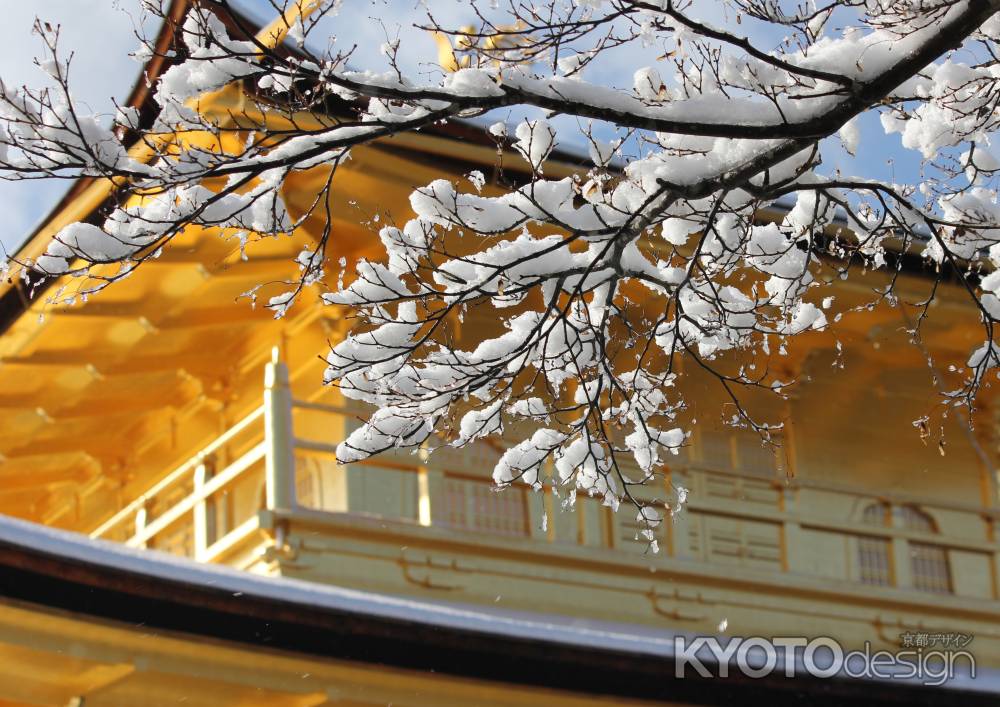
(200, 254, 300, 279)
(157, 304, 277, 331)
(45, 302, 157, 319)
(54, 380, 204, 420)
(0, 466, 97, 492)
(0, 356, 96, 373)
(0, 403, 177, 457)
(1, 347, 235, 378)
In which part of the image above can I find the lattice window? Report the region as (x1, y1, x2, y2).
(899, 506, 952, 594)
(856, 503, 952, 593)
(444, 478, 468, 529)
(863, 503, 887, 525)
(910, 543, 952, 594)
(433, 439, 502, 479)
(295, 455, 325, 509)
(857, 536, 892, 586)
(898, 505, 935, 532)
(858, 503, 892, 587)
(443, 476, 529, 537)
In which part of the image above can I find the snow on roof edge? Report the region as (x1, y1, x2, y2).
(0, 513, 686, 656)
(0, 513, 996, 695)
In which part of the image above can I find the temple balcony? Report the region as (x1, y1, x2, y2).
(86, 350, 1000, 666)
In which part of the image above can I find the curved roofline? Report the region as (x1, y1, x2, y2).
(0, 513, 994, 706)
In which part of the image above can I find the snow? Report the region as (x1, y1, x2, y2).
(442, 69, 503, 97)
(0, 513, 699, 658)
(495, 429, 566, 486)
(4, 511, 989, 692)
(633, 67, 666, 101)
(514, 119, 556, 173)
(336, 405, 433, 462)
(156, 9, 260, 103)
(6, 0, 1000, 528)
(456, 397, 505, 445)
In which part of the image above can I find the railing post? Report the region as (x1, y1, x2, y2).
(416, 443, 433, 526)
(193, 457, 215, 561)
(134, 501, 149, 549)
(415, 441, 446, 527)
(264, 347, 296, 511)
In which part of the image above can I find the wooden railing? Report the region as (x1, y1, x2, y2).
(88, 348, 420, 559)
(90, 405, 267, 557)
(89, 348, 296, 560)
(89, 350, 1000, 600)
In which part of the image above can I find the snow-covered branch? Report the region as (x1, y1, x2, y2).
(4, 0, 1000, 542)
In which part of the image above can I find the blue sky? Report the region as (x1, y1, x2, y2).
(0, 0, 923, 255)
(0, 0, 148, 254)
